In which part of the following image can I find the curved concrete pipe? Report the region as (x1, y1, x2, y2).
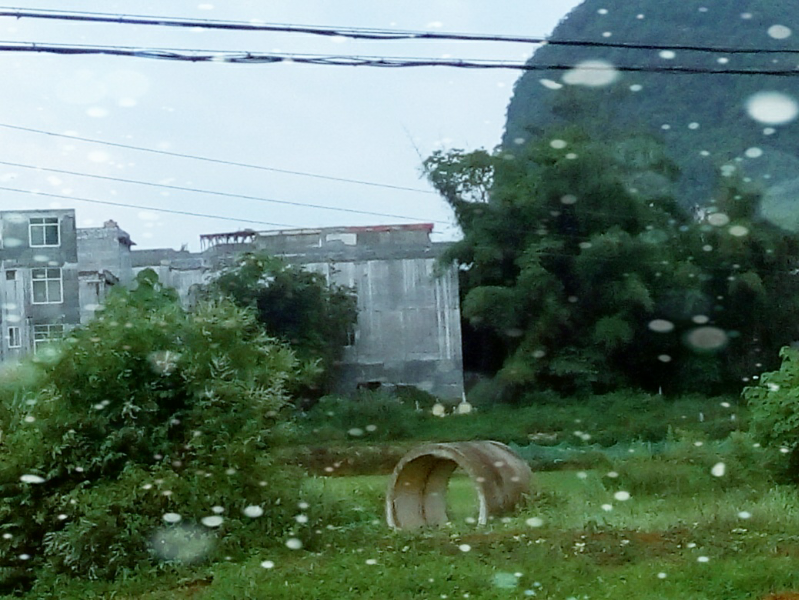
(385, 441, 533, 529)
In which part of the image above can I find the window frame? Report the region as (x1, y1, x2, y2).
(32, 324, 64, 352)
(31, 267, 63, 304)
(7, 326, 20, 349)
(29, 217, 60, 248)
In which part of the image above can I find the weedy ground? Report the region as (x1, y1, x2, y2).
(14, 463, 799, 600)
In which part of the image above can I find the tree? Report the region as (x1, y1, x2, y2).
(0, 270, 302, 590)
(426, 129, 799, 398)
(204, 253, 358, 400)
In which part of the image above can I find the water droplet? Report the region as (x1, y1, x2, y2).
(150, 524, 214, 564)
(458, 544, 471, 552)
(711, 462, 726, 477)
(768, 25, 792, 40)
(243, 506, 264, 518)
(560, 194, 578, 205)
(707, 213, 730, 227)
(550, 139, 568, 149)
(601, 504, 613, 511)
(562, 60, 620, 87)
(525, 517, 544, 527)
(745, 147, 764, 158)
(539, 79, 563, 90)
(20, 475, 45, 484)
(659, 50, 676, 60)
(648, 319, 675, 333)
(260, 560, 275, 569)
(738, 511, 752, 519)
(347, 427, 364, 437)
(614, 491, 631, 501)
(729, 225, 749, 237)
(201, 516, 224, 528)
(697, 556, 710, 563)
(162, 512, 182, 524)
(746, 91, 799, 125)
(285, 537, 303, 550)
(685, 326, 728, 351)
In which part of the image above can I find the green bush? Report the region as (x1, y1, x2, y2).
(609, 432, 773, 497)
(744, 346, 799, 481)
(0, 271, 305, 592)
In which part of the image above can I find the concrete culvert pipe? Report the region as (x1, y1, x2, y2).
(385, 441, 533, 529)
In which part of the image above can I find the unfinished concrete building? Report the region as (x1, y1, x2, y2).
(197, 223, 464, 399)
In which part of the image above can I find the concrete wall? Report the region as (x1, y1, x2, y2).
(76, 221, 134, 285)
(305, 257, 463, 399)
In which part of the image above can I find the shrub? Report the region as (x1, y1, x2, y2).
(744, 346, 799, 481)
(0, 271, 304, 591)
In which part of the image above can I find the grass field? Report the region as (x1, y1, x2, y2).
(16, 464, 799, 600)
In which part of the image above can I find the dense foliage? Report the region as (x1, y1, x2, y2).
(504, 0, 799, 208)
(204, 252, 357, 400)
(0, 270, 304, 591)
(744, 346, 799, 479)
(426, 131, 799, 396)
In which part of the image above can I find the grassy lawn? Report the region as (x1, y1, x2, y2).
(17, 466, 799, 600)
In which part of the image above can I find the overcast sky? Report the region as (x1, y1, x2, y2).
(0, 1, 582, 250)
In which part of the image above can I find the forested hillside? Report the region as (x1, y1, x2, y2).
(504, 0, 799, 213)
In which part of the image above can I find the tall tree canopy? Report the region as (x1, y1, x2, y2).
(426, 130, 799, 398)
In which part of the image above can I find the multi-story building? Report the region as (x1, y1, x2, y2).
(0, 209, 80, 360)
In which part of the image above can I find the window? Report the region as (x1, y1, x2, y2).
(32, 324, 64, 352)
(7, 327, 20, 349)
(31, 268, 63, 304)
(29, 217, 60, 247)
(5, 270, 15, 281)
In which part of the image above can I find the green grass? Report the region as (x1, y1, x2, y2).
(15, 464, 799, 600)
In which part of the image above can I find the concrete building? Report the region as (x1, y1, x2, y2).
(197, 223, 464, 399)
(0, 209, 80, 359)
(76, 220, 135, 324)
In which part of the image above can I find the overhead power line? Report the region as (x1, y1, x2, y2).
(0, 185, 296, 228)
(0, 158, 448, 224)
(2, 8, 799, 55)
(0, 123, 434, 195)
(1, 41, 799, 74)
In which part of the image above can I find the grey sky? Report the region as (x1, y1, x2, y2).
(0, 1, 581, 250)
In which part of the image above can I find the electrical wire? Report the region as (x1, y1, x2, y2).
(1, 41, 798, 74)
(0, 185, 297, 228)
(2, 8, 799, 55)
(0, 124, 435, 195)
(0, 159, 449, 224)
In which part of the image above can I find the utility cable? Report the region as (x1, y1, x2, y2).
(2, 8, 799, 55)
(0, 159, 448, 224)
(0, 185, 297, 228)
(1, 42, 799, 74)
(0, 123, 435, 195)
